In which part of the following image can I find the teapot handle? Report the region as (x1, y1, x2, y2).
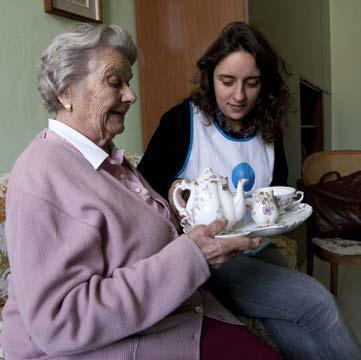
(172, 180, 193, 217)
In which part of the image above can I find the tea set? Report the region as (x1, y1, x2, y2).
(173, 168, 306, 234)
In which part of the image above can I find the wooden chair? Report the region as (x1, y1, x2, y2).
(301, 150, 361, 295)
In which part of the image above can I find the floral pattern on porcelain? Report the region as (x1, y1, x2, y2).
(251, 189, 279, 227)
(174, 168, 246, 232)
(271, 186, 304, 213)
(275, 197, 293, 211)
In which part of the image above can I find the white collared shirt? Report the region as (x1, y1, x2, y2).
(48, 119, 169, 219)
(48, 119, 108, 169)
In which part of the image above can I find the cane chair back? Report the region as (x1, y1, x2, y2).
(302, 150, 361, 185)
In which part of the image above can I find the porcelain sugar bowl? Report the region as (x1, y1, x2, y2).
(251, 188, 279, 227)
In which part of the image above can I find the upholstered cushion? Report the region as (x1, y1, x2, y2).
(0, 175, 9, 307)
(312, 237, 361, 255)
(270, 235, 298, 270)
(0, 177, 5, 224)
(0, 176, 8, 357)
(126, 152, 143, 168)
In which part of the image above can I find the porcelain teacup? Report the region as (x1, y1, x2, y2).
(257, 186, 304, 213)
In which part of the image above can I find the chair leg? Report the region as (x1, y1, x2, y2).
(330, 263, 338, 296)
(307, 242, 314, 276)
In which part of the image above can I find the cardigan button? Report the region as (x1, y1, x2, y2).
(194, 306, 203, 314)
(134, 187, 142, 193)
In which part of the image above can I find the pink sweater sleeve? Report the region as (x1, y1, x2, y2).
(7, 189, 209, 356)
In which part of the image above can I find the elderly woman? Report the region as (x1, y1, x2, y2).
(0, 24, 286, 359)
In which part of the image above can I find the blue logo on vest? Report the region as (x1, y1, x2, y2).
(232, 163, 255, 192)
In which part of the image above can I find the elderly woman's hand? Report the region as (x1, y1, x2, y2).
(188, 219, 261, 267)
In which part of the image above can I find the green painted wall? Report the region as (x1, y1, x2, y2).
(0, 0, 142, 173)
(330, 0, 361, 149)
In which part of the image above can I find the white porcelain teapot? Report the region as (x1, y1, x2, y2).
(172, 168, 247, 231)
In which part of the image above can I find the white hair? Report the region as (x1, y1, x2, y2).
(38, 23, 137, 113)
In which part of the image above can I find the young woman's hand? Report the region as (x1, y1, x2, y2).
(187, 219, 261, 267)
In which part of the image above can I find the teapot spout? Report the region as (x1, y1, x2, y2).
(234, 178, 247, 220)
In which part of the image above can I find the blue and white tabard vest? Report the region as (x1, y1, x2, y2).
(176, 103, 275, 193)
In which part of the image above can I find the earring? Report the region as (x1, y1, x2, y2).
(64, 103, 73, 112)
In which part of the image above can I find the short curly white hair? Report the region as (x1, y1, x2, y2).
(38, 23, 137, 113)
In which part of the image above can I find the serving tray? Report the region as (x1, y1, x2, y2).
(184, 203, 312, 239)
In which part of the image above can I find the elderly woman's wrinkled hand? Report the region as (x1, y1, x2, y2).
(188, 219, 261, 267)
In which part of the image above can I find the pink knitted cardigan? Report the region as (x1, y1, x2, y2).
(1, 129, 239, 359)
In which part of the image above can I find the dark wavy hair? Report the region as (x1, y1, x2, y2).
(190, 21, 290, 143)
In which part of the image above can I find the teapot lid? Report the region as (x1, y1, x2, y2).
(198, 168, 224, 182)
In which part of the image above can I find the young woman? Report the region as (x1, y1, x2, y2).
(138, 22, 361, 359)
(138, 22, 289, 199)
